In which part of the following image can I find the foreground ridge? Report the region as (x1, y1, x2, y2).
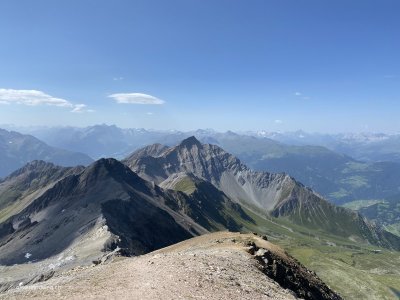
(0, 232, 342, 300)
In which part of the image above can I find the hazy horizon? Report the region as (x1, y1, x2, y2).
(2, 122, 400, 136)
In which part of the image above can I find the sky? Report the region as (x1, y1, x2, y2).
(0, 0, 399, 133)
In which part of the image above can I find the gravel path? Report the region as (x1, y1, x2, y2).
(1, 232, 297, 300)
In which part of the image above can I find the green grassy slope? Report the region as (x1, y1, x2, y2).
(238, 208, 400, 300)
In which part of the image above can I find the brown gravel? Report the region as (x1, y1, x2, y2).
(0, 232, 297, 300)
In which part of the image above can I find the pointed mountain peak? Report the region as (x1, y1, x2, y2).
(178, 136, 202, 148)
(81, 157, 144, 187)
(85, 158, 128, 175)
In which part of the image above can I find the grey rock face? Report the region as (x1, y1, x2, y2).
(124, 137, 400, 250)
(125, 136, 296, 211)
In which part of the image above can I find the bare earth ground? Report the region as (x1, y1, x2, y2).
(0, 232, 299, 300)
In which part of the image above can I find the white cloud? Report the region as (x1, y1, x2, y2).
(294, 92, 302, 96)
(113, 77, 124, 81)
(0, 88, 93, 113)
(71, 104, 94, 113)
(0, 89, 73, 107)
(274, 119, 283, 124)
(108, 93, 165, 105)
(146, 112, 154, 115)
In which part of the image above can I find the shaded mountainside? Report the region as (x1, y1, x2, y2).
(0, 158, 253, 265)
(124, 137, 400, 250)
(160, 172, 253, 232)
(0, 128, 93, 178)
(0, 161, 84, 223)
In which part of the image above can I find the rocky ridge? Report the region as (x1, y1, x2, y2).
(0, 232, 342, 300)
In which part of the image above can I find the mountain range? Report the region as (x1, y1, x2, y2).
(6, 125, 400, 206)
(1, 136, 399, 299)
(203, 131, 400, 205)
(124, 136, 399, 248)
(0, 128, 93, 178)
(254, 130, 400, 163)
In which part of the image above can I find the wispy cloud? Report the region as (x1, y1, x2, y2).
(108, 93, 165, 105)
(71, 104, 94, 113)
(294, 91, 311, 100)
(274, 119, 283, 124)
(0, 88, 92, 113)
(113, 77, 124, 81)
(0, 88, 72, 107)
(146, 112, 154, 115)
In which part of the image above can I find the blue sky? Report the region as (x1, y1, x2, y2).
(0, 0, 399, 133)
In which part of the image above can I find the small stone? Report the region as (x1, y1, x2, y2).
(255, 249, 267, 257)
(246, 246, 256, 255)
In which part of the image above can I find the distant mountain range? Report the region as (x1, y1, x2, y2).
(3, 125, 400, 205)
(0, 129, 93, 178)
(8, 125, 400, 163)
(3, 124, 178, 159)
(252, 130, 400, 163)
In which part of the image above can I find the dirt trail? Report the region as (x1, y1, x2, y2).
(1, 232, 299, 300)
